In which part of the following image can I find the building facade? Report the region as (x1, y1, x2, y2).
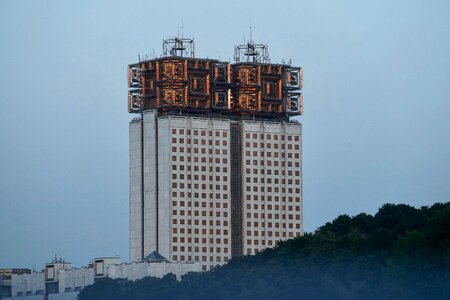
(0, 269, 31, 299)
(128, 38, 303, 269)
(5, 256, 200, 300)
(129, 112, 303, 268)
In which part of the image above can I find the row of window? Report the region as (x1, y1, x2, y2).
(245, 156, 301, 165)
(171, 191, 229, 200)
(173, 237, 229, 244)
(244, 151, 301, 159)
(172, 201, 229, 209)
(244, 231, 301, 240)
(173, 228, 229, 235)
(245, 204, 301, 211)
(247, 218, 300, 225)
(173, 174, 228, 181)
(245, 177, 301, 185)
(172, 129, 228, 138)
(172, 255, 229, 263)
(244, 186, 301, 193)
(171, 129, 300, 142)
(171, 141, 300, 157)
(172, 165, 228, 173)
(245, 196, 302, 202)
(245, 142, 300, 150)
(245, 167, 300, 175)
(172, 192, 301, 201)
(173, 246, 229, 253)
(173, 218, 229, 225)
(172, 139, 228, 146)
(172, 147, 228, 156)
(246, 228, 301, 236)
(172, 156, 229, 163)
(245, 221, 301, 228)
(246, 204, 300, 214)
(244, 133, 300, 141)
(172, 183, 229, 190)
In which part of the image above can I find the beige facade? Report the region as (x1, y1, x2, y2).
(165, 117, 232, 266)
(240, 121, 303, 255)
(130, 110, 302, 269)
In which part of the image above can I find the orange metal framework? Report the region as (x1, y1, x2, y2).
(128, 57, 302, 118)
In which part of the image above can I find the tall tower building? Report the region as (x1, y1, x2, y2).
(128, 37, 303, 269)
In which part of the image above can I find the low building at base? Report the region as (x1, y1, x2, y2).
(0, 269, 32, 299)
(3, 254, 201, 300)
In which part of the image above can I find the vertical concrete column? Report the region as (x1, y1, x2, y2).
(143, 111, 158, 258)
(157, 117, 171, 259)
(129, 119, 143, 262)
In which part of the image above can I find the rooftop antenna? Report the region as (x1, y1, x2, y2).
(162, 33, 195, 58)
(234, 27, 270, 63)
(181, 20, 184, 39)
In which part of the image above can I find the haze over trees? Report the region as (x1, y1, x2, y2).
(78, 202, 450, 300)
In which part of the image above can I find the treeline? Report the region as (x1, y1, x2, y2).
(78, 202, 450, 300)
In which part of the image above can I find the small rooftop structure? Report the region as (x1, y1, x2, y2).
(143, 251, 168, 263)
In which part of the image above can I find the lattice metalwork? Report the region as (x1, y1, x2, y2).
(162, 37, 195, 58)
(234, 42, 270, 63)
(128, 37, 303, 117)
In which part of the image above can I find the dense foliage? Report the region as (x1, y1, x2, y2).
(78, 202, 450, 300)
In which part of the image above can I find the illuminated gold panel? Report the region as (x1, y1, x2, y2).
(127, 92, 131, 112)
(237, 92, 258, 110)
(161, 61, 184, 81)
(278, 79, 282, 99)
(156, 87, 160, 107)
(155, 62, 160, 81)
(127, 67, 131, 86)
(299, 93, 303, 114)
(299, 68, 303, 89)
(142, 76, 146, 95)
(236, 67, 258, 85)
(160, 88, 184, 106)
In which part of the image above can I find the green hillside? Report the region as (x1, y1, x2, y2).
(78, 202, 450, 300)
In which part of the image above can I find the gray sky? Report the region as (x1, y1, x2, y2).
(1, 0, 449, 269)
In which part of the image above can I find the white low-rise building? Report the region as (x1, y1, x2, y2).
(5, 254, 201, 300)
(108, 252, 201, 281)
(10, 272, 45, 298)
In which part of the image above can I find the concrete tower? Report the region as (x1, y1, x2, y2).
(128, 37, 303, 270)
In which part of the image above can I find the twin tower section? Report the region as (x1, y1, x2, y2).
(128, 37, 303, 120)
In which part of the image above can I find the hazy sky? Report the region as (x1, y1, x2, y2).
(1, 0, 449, 269)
